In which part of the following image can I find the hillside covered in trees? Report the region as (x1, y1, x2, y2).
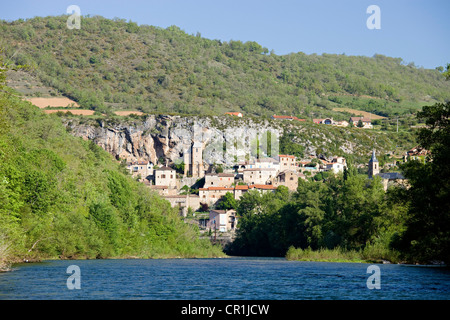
(1, 15, 449, 119)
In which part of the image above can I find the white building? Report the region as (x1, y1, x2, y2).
(326, 157, 347, 174)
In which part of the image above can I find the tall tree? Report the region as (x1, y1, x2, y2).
(392, 101, 450, 264)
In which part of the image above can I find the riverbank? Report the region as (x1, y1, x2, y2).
(285, 246, 401, 264)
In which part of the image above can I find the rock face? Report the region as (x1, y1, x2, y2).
(64, 115, 283, 168)
(64, 114, 391, 167)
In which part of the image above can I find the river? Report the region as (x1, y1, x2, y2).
(0, 257, 449, 300)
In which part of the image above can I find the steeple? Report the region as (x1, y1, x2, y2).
(368, 149, 379, 178)
(369, 149, 378, 163)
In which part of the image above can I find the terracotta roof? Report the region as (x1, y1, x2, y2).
(279, 154, 296, 159)
(272, 115, 294, 119)
(235, 185, 249, 190)
(251, 184, 276, 190)
(200, 187, 233, 191)
(225, 112, 242, 116)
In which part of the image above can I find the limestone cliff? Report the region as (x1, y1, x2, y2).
(63, 114, 397, 166)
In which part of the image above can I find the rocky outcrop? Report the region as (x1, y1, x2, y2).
(63, 114, 391, 166)
(64, 115, 284, 167)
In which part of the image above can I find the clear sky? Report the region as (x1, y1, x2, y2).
(1, 0, 448, 69)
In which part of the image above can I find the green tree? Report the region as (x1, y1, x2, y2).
(216, 192, 237, 210)
(391, 102, 450, 264)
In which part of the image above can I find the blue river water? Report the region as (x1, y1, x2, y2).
(0, 257, 449, 300)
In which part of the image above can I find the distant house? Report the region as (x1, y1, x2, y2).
(326, 156, 347, 173)
(146, 184, 177, 196)
(204, 173, 235, 187)
(127, 160, 154, 180)
(272, 170, 298, 191)
(335, 120, 349, 127)
(225, 112, 243, 117)
(313, 118, 335, 125)
(208, 209, 237, 233)
(154, 166, 177, 188)
(243, 168, 277, 185)
(163, 194, 201, 216)
(278, 154, 297, 172)
(350, 117, 372, 129)
(406, 146, 429, 161)
(199, 187, 235, 206)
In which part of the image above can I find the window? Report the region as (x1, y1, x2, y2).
(170, 175, 173, 179)
(161, 174, 166, 179)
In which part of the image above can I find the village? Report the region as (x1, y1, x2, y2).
(124, 111, 427, 242)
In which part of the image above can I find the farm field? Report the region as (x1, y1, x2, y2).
(332, 107, 387, 119)
(26, 97, 80, 108)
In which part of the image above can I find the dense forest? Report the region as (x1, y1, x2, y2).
(0, 58, 224, 270)
(1, 15, 449, 120)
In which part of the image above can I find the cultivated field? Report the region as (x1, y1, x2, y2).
(332, 107, 386, 119)
(114, 111, 145, 116)
(42, 109, 95, 115)
(26, 97, 80, 108)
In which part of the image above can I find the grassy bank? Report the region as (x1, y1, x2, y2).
(285, 245, 401, 264)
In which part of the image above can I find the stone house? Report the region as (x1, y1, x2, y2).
(243, 168, 277, 185)
(204, 173, 235, 188)
(163, 194, 201, 216)
(127, 160, 154, 180)
(146, 184, 177, 196)
(278, 154, 297, 172)
(272, 170, 298, 191)
(199, 187, 235, 206)
(154, 166, 177, 188)
(208, 209, 237, 233)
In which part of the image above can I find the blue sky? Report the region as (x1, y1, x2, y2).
(1, 0, 448, 69)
